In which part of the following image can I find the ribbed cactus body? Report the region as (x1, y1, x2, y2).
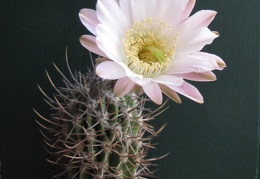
(36, 63, 163, 179)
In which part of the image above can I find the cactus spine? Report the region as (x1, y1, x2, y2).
(36, 60, 165, 179)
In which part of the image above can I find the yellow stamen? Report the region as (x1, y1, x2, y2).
(123, 18, 177, 77)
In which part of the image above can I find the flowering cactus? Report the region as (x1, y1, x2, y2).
(36, 0, 225, 178)
(36, 60, 166, 178)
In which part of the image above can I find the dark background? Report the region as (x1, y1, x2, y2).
(1, 0, 259, 178)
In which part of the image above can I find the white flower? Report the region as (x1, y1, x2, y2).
(79, 0, 226, 105)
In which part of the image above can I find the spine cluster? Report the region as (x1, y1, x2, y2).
(36, 62, 165, 179)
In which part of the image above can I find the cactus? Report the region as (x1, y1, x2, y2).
(35, 59, 166, 179)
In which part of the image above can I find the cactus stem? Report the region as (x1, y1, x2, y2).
(36, 58, 166, 178)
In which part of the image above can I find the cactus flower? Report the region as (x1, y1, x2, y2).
(79, 0, 226, 105)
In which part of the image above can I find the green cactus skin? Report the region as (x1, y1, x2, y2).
(35, 60, 166, 179)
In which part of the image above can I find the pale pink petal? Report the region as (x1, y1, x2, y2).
(179, 0, 196, 22)
(143, 82, 163, 105)
(193, 52, 226, 70)
(96, 24, 122, 62)
(130, 76, 151, 86)
(175, 27, 218, 56)
(175, 71, 216, 81)
(175, 10, 218, 56)
(159, 84, 181, 103)
(156, 0, 190, 27)
(181, 10, 217, 28)
(118, 62, 143, 79)
(96, 0, 128, 37)
(96, 61, 126, 79)
(119, 0, 133, 25)
(168, 54, 220, 74)
(166, 81, 204, 103)
(80, 35, 108, 57)
(130, 0, 158, 22)
(152, 75, 183, 86)
(114, 77, 135, 97)
(79, 9, 99, 35)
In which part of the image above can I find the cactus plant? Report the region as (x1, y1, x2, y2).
(35, 59, 166, 179)
(35, 0, 226, 177)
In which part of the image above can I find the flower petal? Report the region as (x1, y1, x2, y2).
(96, 0, 128, 37)
(152, 75, 183, 86)
(175, 10, 218, 56)
(96, 61, 126, 79)
(130, 0, 158, 22)
(130, 76, 151, 86)
(118, 62, 143, 79)
(96, 24, 122, 61)
(143, 82, 163, 105)
(182, 10, 217, 28)
(168, 54, 221, 74)
(80, 35, 108, 57)
(179, 0, 196, 22)
(156, 0, 191, 27)
(175, 27, 218, 56)
(166, 81, 204, 103)
(79, 9, 99, 35)
(193, 52, 226, 70)
(119, 0, 133, 25)
(114, 77, 135, 97)
(175, 71, 216, 81)
(160, 84, 181, 103)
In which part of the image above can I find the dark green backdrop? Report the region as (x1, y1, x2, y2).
(1, 0, 259, 178)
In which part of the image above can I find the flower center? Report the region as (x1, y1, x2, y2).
(123, 18, 177, 77)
